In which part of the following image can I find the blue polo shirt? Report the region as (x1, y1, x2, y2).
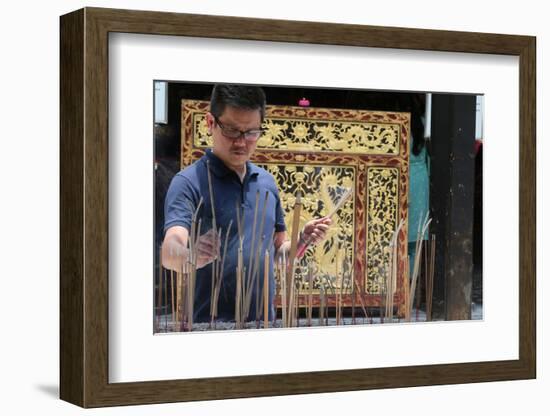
(164, 150, 286, 322)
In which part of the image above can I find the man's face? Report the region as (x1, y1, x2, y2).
(206, 106, 262, 174)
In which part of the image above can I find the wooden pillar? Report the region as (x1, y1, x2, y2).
(429, 94, 476, 320)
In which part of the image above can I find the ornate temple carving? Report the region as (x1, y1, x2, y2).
(181, 99, 410, 314)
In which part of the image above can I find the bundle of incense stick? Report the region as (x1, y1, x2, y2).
(296, 187, 354, 258)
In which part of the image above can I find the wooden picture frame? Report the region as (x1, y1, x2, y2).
(60, 7, 536, 408)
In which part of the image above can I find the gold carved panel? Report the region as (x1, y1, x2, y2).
(181, 99, 410, 312)
(192, 112, 401, 155)
(366, 167, 399, 294)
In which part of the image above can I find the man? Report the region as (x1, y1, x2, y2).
(162, 84, 331, 323)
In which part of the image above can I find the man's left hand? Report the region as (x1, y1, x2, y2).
(301, 217, 332, 246)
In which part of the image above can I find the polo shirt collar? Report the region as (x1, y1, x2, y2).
(204, 149, 260, 180)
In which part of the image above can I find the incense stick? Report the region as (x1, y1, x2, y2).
(180, 264, 189, 331)
(254, 236, 265, 326)
(296, 187, 354, 259)
(327, 187, 354, 219)
(206, 162, 219, 326)
(245, 191, 261, 317)
(211, 221, 232, 324)
(351, 259, 356, 325)
(163, 265, 168, 331)
(232, 198, 245, 328)
(287, 259, 298, 327)
(387, 219, 404, 322)
(324, 275, 336, 325)
(157, 246, 163, 332)
(186, 211, 201, 331)
(176, 271, 182, 331)
(235, 247, 243, 329)
(252, 193, 271, 322)
(319, 286, 325, 326)
(339, 262, 348, 325)
(280, 254, 287, 328)
(183, 197, 203, 330)
(296, 273, 300, 327)
(170, 270, 175, 330)
(403, 255, 410, 321)
(342, 272, 351, 325)
(285, 192, 303, 327)
(380, 264, 388, 324)
(235, 200, 242, 241)
(274, 257, 281, 328)
(335, 247, 341, 325)
(408, 213, 432, 320)
(256, 230, 274, 323)
(245, 195, 271, 322)
(264, 249, 269, 328)
(307, 263, 313, 326)
(425, 234, 436, 321)
(353, 280, 369, 323)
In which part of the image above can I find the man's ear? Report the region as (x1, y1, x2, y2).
(205, 112, 214, 134)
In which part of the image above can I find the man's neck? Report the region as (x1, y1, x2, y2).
(211, 149, 246, 182)
(236, 167, 246, 182)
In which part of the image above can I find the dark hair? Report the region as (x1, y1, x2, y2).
(210, 84, 266, 121)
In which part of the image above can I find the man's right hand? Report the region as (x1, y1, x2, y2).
(161, 226, 220, 272)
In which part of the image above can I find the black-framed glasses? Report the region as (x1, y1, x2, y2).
(214, 116, 263, 142)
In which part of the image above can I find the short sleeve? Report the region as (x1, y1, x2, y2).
(163, 173, 197, 234)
